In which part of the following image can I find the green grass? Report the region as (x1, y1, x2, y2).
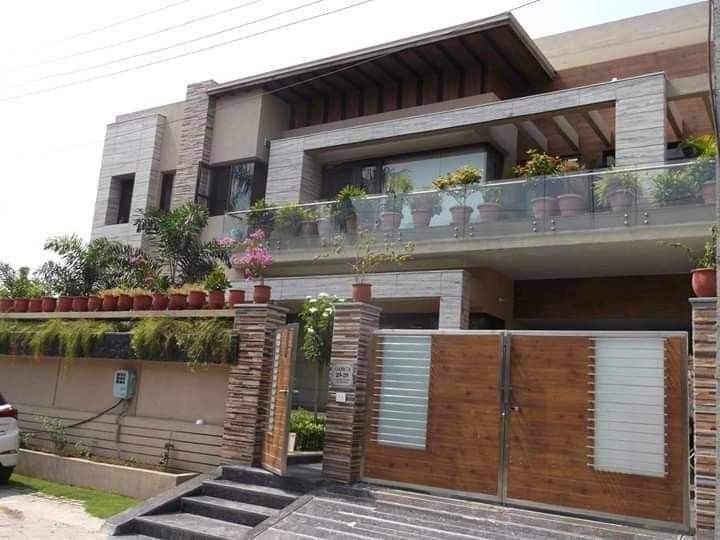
(9, 473, 139, 518)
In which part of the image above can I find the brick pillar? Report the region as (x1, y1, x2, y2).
(221, 304, 287, 466)
(172, 80, 217, 208)
(690, 298, 717, 533)
(322, 303, 381, 483)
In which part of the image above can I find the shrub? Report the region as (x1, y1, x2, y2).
(290, 408, 326, 451)
(28, 320, 114, 359)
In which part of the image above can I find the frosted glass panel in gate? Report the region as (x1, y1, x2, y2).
(592, 337, 666, 477)
(375, 335, 431, 449)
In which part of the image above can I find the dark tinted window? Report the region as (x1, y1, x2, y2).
(117, 177, 134, 224)
(159, 173, 174, 211)
(206, 160, 267, 216)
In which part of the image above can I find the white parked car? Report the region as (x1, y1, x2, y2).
(0, 393, 19, 483)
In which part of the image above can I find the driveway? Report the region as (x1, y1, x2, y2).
(0, 483, 106, 539)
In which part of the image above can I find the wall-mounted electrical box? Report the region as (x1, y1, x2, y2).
(113, 369, 137, 399)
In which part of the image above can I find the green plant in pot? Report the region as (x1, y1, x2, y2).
(650, 167, 702, 207)
(513, 149, 564, 219)
(661, 225, 717, 297)
(331, 229, 414, 302)
(203, 266, 231, 309)
(334, 185, 368, 234)
(593, 168, 641, 212)
(299, 207, 319, 237)
(476, 186, 504, 223)
(246, 199, 275, 239)
(679, 134, 716, 159)
(274, 202, 304, 238)
(407, 188, 442, 228)
(432, 165, 482, 226)
(149, 274, 170, 310)
(557, 176, 589, 217)
(381, 170, 413, 230)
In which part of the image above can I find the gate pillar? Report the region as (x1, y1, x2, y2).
(221, 304, 288, 466)
(323, 302, 382, 483)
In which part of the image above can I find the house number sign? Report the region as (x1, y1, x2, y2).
(330, 363, 355, 388)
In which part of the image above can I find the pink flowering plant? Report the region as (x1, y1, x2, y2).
(229, 230, 273, 283)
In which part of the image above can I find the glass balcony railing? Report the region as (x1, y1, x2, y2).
(222, 160, 716, 254)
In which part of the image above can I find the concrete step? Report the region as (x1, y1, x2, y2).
(181, 495, 275, 526)
(202, 479, 300, 509)
(134, 512, 251, 540)
(220, 465, 318, 492)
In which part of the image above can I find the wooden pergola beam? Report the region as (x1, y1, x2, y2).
(552, 115, 580, 152)
(517, 120, 547, 152)
(666, 102, 684, 140)
(583, 110, 612, 148)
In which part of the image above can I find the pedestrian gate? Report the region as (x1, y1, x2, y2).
(362, 331, 688, 531)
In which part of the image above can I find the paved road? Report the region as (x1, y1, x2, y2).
(0, 483, 106, 539)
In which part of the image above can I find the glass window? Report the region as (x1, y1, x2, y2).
(159, 172, 174, 211)
(116, 177, 134, 224)
(205, 160, 267, 216)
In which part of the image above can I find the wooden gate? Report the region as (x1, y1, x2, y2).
(261, 324, 298, 476)
(361, 330, 689, 531)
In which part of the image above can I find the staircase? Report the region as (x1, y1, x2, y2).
(120, 466, 316, 540)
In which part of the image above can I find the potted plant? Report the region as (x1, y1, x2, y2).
(130, 288, 152, 311)
(331, 229, 414, 302)
(334, 185, 368, 234)
(230, 230, 273, 303)
(40, 296, 56, 312)
(25, 281, 44, 312)
(651, 167, 702, 207)
(72, 296, 89, 312)
(98, 289, 119, 311)
(432, 165, 482, 225)
(87, 294, 102, 311)
(381, 171, 413, 230)
(228, 288, 245, 306)
(13, 297, 29, 313)
(168, 286, 188, 310)
(186, 284, 207, 309)
(662, 226, 717, 297)
(299, 207, 319, 237)
(149, 275, 170, 310)
(680, 134, 716, 159)
(316, 203, 335, 238)
(477, 186, 504, 223)
(408, 189, 442, 228)
(557, 176, 588, 216)
(117, 289, 133, 311)
(513, 149, 564, 219)
(594, 169, 641, 212)
(246, 199, 274, 239)
(0, 294, 12, 313)
(275, 203, 304, 238)
(204, 267, 231, 309)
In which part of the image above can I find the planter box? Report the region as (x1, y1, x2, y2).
(16, 449, 196, 500)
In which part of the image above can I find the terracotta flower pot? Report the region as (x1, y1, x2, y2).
(345, 214, 358, 234)
(557, 194, 584, 216)
(380, 211, 403, 231)
(477, 203, 502, 223)
(299, 220, 318, 237)
(57, 296, 74, 312)
(28, 299, 43, 313)
(608, 189, 634, 212)
(208, 289, 226, 309)
(228, 289, 245, 306)
(132, 294, 152, 311)
(168, 293, 187, 310)
(151, 293, 169, 310)
(531, 197, 556, 219)
(317, 217, 334, 238)
(253, 284, 271, 304)
(101, 295, 118, 311)
(351, 282, 372, 303)
(87, 296, 102, 312)
(702, 181, 716, 205)
(117, 294, 132, 311)
(187, 290, 207, 309)
(691, 268, 716, 298)
(449, 205, 473, 225)
(72, 296, 89, 312)
(411, 209, 432, 228)
(41, 297, 57, 313)
(13, 298, 29, 313)
(0, 298, 13, 313)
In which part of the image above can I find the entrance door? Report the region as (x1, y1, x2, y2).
(503, 333, 688, 528)
(262, 324, 298, 476)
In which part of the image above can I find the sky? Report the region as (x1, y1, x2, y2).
(0, 0, 702, 270)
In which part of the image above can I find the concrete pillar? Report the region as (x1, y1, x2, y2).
(614, 75, 666, 167)
(438, 271, 470, 329)
(172, 80, 217, 208)
(265, 138, 322, 204)
(690, 298, 717, 534)
(322, 302, 381, 482)
(221, 304, 288, 466)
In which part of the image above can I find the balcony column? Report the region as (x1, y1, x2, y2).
(438, 271, 471, 329)
(614, 75, 666, 166)
(266, 140, 322, 204)
(690, 297, 717, 534)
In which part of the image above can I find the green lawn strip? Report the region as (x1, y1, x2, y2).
(9, 473, 139, 519)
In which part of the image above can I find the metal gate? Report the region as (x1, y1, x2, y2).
(361, 330, 689, 531)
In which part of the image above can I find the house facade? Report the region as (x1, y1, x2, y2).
(91, 2, 713, 337)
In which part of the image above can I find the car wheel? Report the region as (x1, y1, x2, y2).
(0, 466, 13, 484)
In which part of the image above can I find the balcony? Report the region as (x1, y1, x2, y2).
(223, 160, 715, 264)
